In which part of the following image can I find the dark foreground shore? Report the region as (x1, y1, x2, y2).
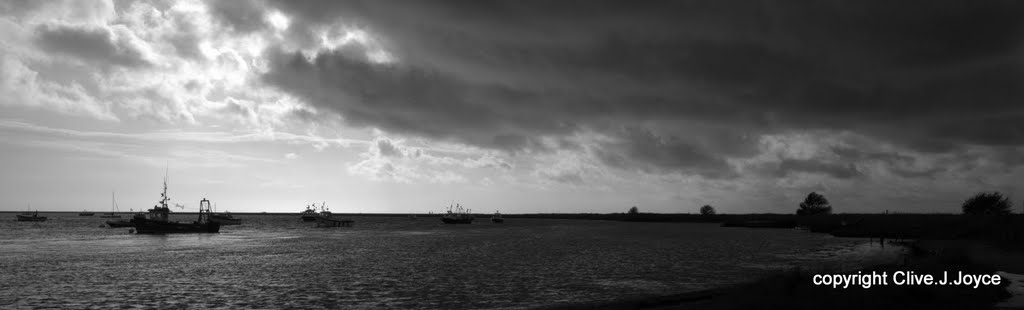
(545, 240, 1015, 310)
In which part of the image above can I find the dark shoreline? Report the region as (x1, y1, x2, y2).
(543, 242, 1013, 310)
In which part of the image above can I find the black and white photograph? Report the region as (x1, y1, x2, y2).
(2, 0, 1024, 309)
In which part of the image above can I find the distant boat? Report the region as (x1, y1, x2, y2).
(300, 204, 318, 222)
(16, 210, 47, 222)
(79, 210, 95, 216)
(106, 218, 134, 228)
(130, 171, 220, 234)
(210, 210, 242, 226)
(313, 202, 352, 227)
(491, 211, 504, 224)
(441, 204, 474, 224)
(100, 192, 122, 218)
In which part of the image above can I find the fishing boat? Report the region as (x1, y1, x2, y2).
(104, 192, 133, 227)
(210, 211, 242, 225)
(79, 211, 94, 216)
(16, 210, 47, 222)
(491, 211, 504, 224)
(131, 172, 220, 234)
(300, 204, 318, 222)
(441, 204, 474, 224)
(313, 202, 352, 227)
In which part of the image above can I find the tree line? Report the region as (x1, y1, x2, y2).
(637, 191, 1016, 215)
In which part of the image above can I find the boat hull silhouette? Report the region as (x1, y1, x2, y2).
(300, 204, 318, 222)
(210, 214, 242, 225)
(106, 219, 134, 228)
(440, 203, 474, 224)
(315, 217, 353, 227)
(132, 219, 221, 234)
(16, 214, 47, 222)
(442, 217, 473, 224)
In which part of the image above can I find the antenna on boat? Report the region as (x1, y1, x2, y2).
(157, 162, 173, 210)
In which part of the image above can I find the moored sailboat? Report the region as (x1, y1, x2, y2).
(105, 192, 133, 227)
(100, 192, 122, 219)
(16, 209, 47, 222)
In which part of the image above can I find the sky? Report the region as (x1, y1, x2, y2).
(1, 0, 1023, 214)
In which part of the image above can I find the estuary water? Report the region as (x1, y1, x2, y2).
(0, 213, 902, 309)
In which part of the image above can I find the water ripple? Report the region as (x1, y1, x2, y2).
(0, 214, 899, 309)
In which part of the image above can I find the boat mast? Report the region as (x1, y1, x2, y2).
(160, 165, 169, 209)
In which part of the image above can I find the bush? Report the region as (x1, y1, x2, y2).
(627, 206, 639, 214)
(796, 192, 832, 216)
(961, 192, 1012, 215)
(700, 205, 716, 216)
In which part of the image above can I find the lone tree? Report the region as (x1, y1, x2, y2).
(961, 192, 1012, 215)
(700, 205, 716, 216)
(796, 192, 832, 215)
(628, 206, 639, 214)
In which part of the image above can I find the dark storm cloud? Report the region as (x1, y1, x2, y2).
(831, 146, 944, 178)
(207, 0, 269, 33)
(746, 157, 861, 180)
(889, 167, 946, 179)
(250, 0, 1024, 175)
(34, 24, 150, 68)
(830, 147, 914, 164)
(594, 127, 735, 178)
(262, 47, 575, 152)
(778, 159, 861, 179)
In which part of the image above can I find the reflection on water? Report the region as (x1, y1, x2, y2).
(0, 214, 902, 309)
